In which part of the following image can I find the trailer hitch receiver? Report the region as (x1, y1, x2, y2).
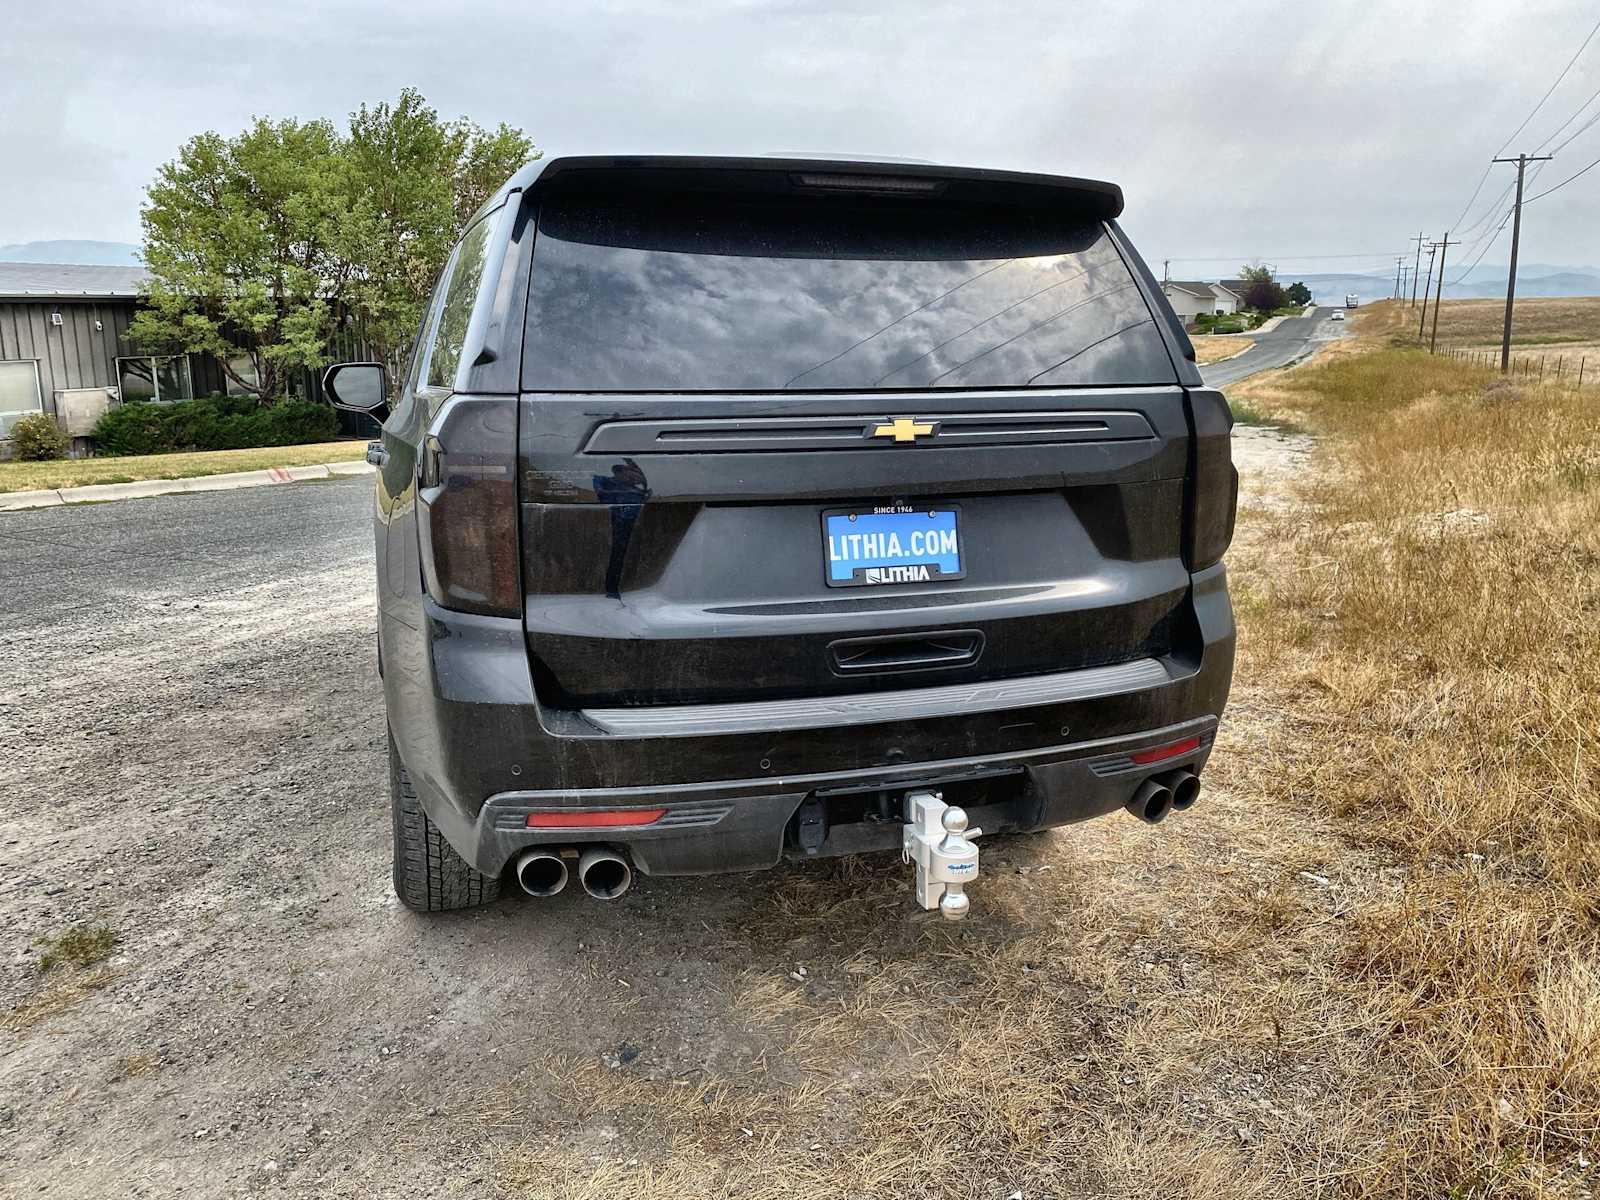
(901, 790, 982, 919)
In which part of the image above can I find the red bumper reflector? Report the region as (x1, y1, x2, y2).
(1130, 736, 1201, 765)
(524, 809, 667, 829)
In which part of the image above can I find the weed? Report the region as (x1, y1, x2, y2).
(36, 924, 119, 973)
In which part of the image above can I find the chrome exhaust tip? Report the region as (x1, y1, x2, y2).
(577, 847, 632, 900)
(514, 848, 570, 897)
(1126, 778, 1174, 824)
(1164, 769, 1201, 812)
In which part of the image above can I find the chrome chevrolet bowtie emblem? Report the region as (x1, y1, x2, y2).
(870, 418, 938, 443)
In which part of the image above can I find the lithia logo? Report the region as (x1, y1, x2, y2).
(862, 565, 933, 583)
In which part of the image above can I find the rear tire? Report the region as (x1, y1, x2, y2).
(390, 733, 501, 912)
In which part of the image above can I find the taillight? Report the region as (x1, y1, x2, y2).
(416, 396, 520, 617)
(1130, 736, 1201, 765)
(524, 809, 667, 828)
(1185, 388, 1238, 570)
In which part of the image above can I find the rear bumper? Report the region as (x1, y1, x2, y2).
(380, 562, 1234, 878)
(469, 717, 1216, 876)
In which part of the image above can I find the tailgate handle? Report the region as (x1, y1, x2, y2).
(827, 630, 984, 675)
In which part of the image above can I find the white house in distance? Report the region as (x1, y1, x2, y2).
(1161, 281, 1215, 325)
(1209, 281, 1244, 314)
(1162, 280, 1247, 324)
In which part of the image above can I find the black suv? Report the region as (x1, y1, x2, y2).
(325, 155, 1236, 916)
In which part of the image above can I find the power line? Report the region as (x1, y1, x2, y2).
(1448, 206, 1515, 285)
(1456, 158, 1551, 256)
(1454, 175, 1517, 240)
(1532, 78, 1600, 153)
(1523, 148, 1600, 202)
(1546, 104, 1600, 156)
(1447, 12, 1600, 228)
(1162, 251, 1404, 263)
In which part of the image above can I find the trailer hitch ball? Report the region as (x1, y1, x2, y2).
(902, 791, 983, 920)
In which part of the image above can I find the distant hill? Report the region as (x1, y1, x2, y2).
(1284, 270, 1600, 306)
(0, 240, 142, 266)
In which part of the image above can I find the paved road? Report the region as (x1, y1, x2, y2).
(1200, 306, 1348, 389)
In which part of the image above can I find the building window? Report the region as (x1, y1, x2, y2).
(0, 360, 44, 439)
(117, 355, 193, 403)
(222, 353, 260, 397)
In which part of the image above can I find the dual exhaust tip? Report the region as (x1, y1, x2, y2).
(1125, 769, 1201, 825)
(514, 847, 632, 900)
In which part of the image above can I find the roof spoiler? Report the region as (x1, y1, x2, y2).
(505, 155, 1123, 220)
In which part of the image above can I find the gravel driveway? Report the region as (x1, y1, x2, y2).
(1, 478, 823, 1196)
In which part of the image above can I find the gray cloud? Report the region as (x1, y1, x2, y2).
(5, 0, 1600, 279)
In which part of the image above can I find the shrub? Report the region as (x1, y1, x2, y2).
(9, 412, 70, 460)
(92, 394, 338, 456)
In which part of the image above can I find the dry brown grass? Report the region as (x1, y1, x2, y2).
(1193, 335, 1256, 365)
(1426, 296, 1600, 347)
(1226, 320, 1600, 1194)
(107, 1051, 164, 1082)
(2, 967, 121, 1034)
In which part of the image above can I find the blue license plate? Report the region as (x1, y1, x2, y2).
(822, 505, 963, 588)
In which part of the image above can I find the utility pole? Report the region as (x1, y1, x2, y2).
(1400, 264, 1411, 300)
(1409, 230, 1427, 307)
(1394, 256, 1406, 299)
(1162, 259, 1170, 287)
(1491, 153, 1554, 372)
(1429, 232, 1458, 353)
(1417, 241, 1438, 342)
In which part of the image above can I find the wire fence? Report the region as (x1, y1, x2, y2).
(1442, 346, 1594, 386)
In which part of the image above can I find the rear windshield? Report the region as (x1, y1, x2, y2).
(522, 190, 1175, 391)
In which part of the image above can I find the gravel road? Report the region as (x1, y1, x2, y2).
(1, 427, 1314, 1196)
(1, 478, 818, 1196)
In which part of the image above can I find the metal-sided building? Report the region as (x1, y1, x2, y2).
(0, 261, 371, 452)
(0, 263, 150, 443)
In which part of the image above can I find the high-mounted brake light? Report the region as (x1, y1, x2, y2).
(1130, 736, 1201, 765)
(793, 172, 944, 195)
(525, 809, 667, 829)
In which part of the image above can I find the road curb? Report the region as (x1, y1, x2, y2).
(0, 459, 375, 513)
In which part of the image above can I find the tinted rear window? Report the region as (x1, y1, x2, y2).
(523, 192, 1175, 391)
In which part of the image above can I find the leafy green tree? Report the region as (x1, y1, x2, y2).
(133, 92, 536, 401)
(339, 90, 536, 386)
(1286, 281, 1312, 306)
(131, 118, 351, 401)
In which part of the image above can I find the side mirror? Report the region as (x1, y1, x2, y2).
(323, 362, 387, 413)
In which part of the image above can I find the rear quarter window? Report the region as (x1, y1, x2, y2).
(522, 192, 1175, 392)
(425, 210, 498, 391)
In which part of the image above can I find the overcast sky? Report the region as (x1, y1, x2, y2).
(5, 0, 1600, 279)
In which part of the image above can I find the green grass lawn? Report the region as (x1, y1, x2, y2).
(0, 441, 366, 494)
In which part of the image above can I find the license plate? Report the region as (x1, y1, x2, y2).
(822, 505, 963, 588)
